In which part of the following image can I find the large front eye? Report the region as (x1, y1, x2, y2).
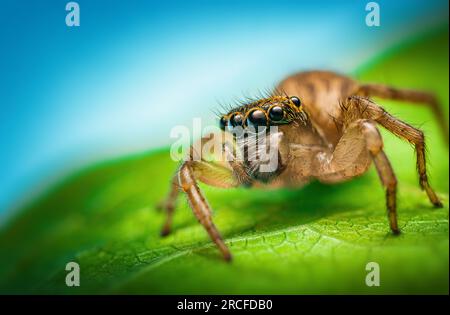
(230, 113, 244, 127)
(290, 96, 301, 107)
(269, 105, 284, 121)
(246, 109, 267, 127)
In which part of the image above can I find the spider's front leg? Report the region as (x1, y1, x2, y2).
(360, 120, 399, 233)
(158, 133, 246, 261)
(345, 96, 443, 208)
(319, 95, 445, 232)
(317, 118, 400, 233)
(177, 160, 234, 261)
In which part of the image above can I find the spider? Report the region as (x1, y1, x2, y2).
(157, 70, 447, 261)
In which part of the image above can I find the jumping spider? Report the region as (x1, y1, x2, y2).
(158, 70, 447, 261)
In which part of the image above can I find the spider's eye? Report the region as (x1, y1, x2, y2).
(230, 113, 244, 127)
(247, 109, 267, 127)
(269, 106, 284, 121)
(219, 116, 227, 130)
(290, 96, 301, 107)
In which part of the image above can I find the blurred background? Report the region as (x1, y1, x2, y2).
(0, 0, 448, 220)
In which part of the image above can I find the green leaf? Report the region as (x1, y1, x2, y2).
(0, 28, 448, 294)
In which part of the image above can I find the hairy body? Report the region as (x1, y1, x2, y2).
(158, 70, 447, 261)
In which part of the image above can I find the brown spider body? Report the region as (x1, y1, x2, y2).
(158, 70, 447, 261)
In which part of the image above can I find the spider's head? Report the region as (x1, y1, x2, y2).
(219, 95, 307, 133)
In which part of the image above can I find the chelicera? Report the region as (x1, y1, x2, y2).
(157, 70, 447, 261)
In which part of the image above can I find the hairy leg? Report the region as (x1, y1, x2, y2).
(344, 96, 443, 207)
(158, 175, 180, 236)
(360, 120, 399, 233)
(178, 161, 235, 261)
(317, 119, 399, 233)
(158, 132, 252, 261)
(158, 133, 229, 235)
(357, 84, 449, 143)
(161, 159, 243, 261)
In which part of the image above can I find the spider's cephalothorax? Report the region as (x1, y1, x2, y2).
(218, 96, 310, 184)
(158, 70, 447, 262)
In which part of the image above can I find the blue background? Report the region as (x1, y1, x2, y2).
(0, 0, 448, 218)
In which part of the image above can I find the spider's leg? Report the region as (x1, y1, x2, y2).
(360, 120, 399, 233)
(158, 175, 180, 236)
(316, 118, 399, 233)
(159, 131, 246, 261)
(345, 96, 443, 208)
(159, 159, 238, 236)
(178, 160, 237, 261)
(357, 84, 448, 143)
(158, 132, 229, 235)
